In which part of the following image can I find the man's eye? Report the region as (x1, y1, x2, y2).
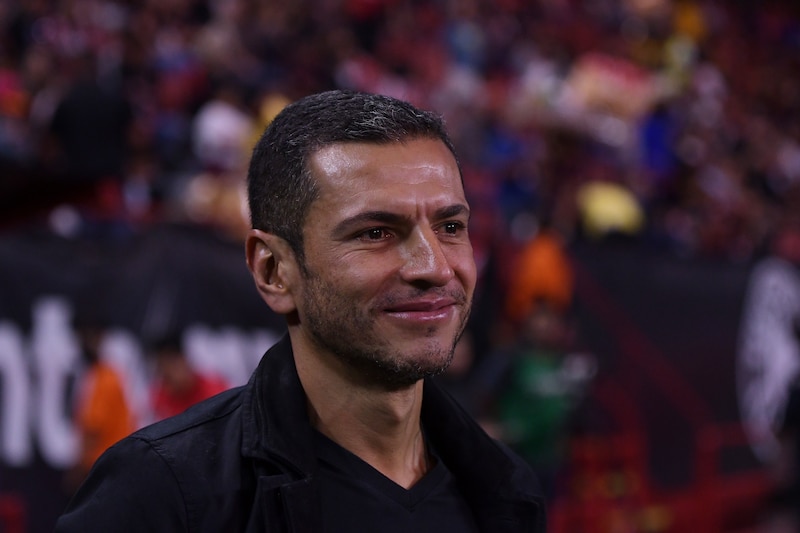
(359, 228, 390, 241)
(441, 222, 464, 235)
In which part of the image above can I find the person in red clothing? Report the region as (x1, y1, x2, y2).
(149, 335, 230, 421)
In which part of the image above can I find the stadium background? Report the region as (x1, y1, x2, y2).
(1, 0, 799, 531)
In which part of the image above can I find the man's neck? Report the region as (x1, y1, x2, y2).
(292, 337, 429, 488)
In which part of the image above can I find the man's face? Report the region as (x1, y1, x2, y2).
(293, 138, 476, 388)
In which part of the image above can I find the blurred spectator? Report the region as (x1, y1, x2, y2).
(505, 222, 574, 325)
(48, 53, 132, 218)
(248, 91, 291, 149)
(149, 334, 230, 422)
(65, 322, 135, 494)
(576, 179, 646, 242)
(738, 206, 800, 528)
(735, 188, 800, 532)
(191, 81, 253, 173)
(476, 300, 595, 502)
(738, 210, 800, 458)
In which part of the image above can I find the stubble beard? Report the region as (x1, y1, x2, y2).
(300, 268, 471, 389)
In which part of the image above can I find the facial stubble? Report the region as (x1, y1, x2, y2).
(300, 267, 472, 389)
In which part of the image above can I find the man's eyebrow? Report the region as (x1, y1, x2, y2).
(332, 204, 470, 236)
(332, 211, 410, 236)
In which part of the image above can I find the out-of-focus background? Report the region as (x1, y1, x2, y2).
(2, 0, 800, 531)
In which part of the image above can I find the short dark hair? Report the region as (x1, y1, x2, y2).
(247, 90, 460, 262)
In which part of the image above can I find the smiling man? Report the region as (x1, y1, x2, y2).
(57, 90, 546, 532)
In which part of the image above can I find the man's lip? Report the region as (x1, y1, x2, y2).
(384, 298, 458, 313)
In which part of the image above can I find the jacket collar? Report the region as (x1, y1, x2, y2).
(422, 380, 546, 530)
(241, 334, 318, 475)
(422, 379, 544, 503)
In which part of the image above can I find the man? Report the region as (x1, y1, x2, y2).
(56, 90, 546, 532)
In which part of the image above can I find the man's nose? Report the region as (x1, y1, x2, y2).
(399, 227, 454, 286)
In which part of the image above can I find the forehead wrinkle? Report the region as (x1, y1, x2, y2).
(434, 204, 470, 221)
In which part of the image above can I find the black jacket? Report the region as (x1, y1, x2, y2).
(56, 335, 546, 532)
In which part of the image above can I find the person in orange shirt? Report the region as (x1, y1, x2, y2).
(66, 324, 135, 493)
(505, 224, 574, 325)
(149, 335, 230, 421)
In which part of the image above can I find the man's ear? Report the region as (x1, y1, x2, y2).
(245, 229, 298, 315)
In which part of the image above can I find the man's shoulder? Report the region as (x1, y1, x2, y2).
(135, 385, 246, 444)
(56, 386, 264, 532)
(97, 385, 252, 503)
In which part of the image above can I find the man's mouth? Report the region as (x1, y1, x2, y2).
(383, 296, 461, 323)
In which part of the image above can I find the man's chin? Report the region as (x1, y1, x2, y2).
(368, 362, 448, 390)
(350, 345, 454, 390)
(389, 348, 454, 383)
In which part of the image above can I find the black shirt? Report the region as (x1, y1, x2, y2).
(313, 431, 480, 533)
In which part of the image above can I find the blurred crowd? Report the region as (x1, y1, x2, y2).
(0, 0, 798, 261)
